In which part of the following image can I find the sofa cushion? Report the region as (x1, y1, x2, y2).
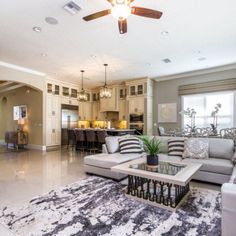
(208, 138, 234, 160)
(119, 136, 142, 154)
(105, 136, 122, 154)
(168, 137, 185, 157)
(182, 158, 233, 175)
(84, 153, 143, 169)
(183, 138, 209, 159)
(155, 136, 169, 153)
(158, 153, 182, 163)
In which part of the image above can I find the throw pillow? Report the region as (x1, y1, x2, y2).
(182, 138, 209, 159)
(168, 138, 185, 157)
(119, 136, 143, 154)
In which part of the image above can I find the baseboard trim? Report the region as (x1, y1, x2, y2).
(27, 144, 47, 151)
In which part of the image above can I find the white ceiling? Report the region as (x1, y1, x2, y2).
(0, 0, 236, 87)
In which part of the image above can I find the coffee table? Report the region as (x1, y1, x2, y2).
(111, 157, 202, 211)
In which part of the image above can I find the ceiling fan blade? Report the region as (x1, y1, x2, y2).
(131, 7, 163, 19)
(83, 9, 111, 21)
(106, 0, 114, 5)
(118, 19, 127, 34)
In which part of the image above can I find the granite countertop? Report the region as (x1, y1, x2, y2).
(74, 128, 135, 132)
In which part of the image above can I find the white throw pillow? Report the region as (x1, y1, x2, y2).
(182, 138, 209, 159)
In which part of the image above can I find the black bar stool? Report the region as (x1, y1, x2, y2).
(85, 130, 98, 154)
(97, 130, 107, 152)
(67, 129, 76, 150)
(75, 129, 86, 152)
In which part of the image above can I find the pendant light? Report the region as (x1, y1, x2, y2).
(78, 70, 88, 102)
(100, 64, 112, 99)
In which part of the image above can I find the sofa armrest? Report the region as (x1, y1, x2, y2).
(222, 183, 236, 209)
(232, 151, 236, 164)
(102, 144, 108, 153)
(222, 183, 236, 236)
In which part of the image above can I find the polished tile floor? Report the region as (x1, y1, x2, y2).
(0, 146, 221, 235)
(0, 147, 87, 208)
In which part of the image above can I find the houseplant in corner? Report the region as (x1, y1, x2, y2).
(138, 136, 161, 166)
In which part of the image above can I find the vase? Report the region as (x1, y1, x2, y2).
(146, 155, 159, 166)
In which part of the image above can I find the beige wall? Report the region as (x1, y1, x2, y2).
(153, 68, 236, 134)
(0, 86, 43, 145)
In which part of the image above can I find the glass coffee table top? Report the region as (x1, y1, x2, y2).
(129, 162, 186, 176)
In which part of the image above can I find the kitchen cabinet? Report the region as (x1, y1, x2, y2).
(119, 99, 127, 120)
(129, 84, 144, 96)
(79, 102, 92, 120)
(128, 97, 144, 114)
(100, 87, 118, 112)
(46, 95, 61, 146)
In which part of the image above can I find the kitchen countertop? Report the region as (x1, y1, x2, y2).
(74, 128, 135, 132)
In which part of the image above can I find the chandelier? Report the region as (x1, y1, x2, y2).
(78, 70, 88, 102)
(100, 64, 112, 99)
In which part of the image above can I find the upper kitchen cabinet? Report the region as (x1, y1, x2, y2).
(128, 97, 145, 114)
(100, 87, 119, 112)
(126, 79, 147, 97)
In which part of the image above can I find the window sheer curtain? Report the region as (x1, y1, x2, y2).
(182, 91, 235, 130)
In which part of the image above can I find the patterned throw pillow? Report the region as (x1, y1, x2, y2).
(168, 138, 185, 157)
(119, 136, 143, 154)
(182, 138, 209, 159)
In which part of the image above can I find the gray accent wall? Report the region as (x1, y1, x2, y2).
(153, 68, 236, 135)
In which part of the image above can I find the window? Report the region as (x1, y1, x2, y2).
(182, 91, 235, 129)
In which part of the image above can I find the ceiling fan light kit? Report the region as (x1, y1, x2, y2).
(83, 0, 163, 34)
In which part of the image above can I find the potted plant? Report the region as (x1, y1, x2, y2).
(138, 136, 161, 166)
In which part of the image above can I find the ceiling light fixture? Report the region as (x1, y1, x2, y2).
(41, 53, 48, 57)
(78, 70, 88, 102)
(100, 64, 112, 99)
(161, 31, 169, 35)
(32, 26, 42, 32)
(111, 0, 131, 21)
(45, 17, 58, 25)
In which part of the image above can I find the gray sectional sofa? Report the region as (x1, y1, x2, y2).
(84, 136, 235, 184)
(84, 135, 236, 236)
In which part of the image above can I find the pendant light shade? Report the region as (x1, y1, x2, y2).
(78, 70, 88, 102)
(100, 64, 112, 99)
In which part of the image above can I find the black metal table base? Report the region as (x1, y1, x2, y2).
(126, 175, 190, 210)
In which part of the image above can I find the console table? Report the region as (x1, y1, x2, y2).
(5, 131, 28, 149)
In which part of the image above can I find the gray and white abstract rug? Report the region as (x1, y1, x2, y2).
(0, 176, 221, 236)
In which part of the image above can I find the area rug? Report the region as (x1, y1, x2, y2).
(0, 177, 221, 236)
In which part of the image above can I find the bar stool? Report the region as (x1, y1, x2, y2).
(74, 129, 86, 152)
(67, 129, 76, 150)
(97, 130, 107, 152)
(85, 130, 98, 154)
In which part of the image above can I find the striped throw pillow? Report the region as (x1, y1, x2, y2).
(119, 136, 143, 154)
(168, 138, 185, 157)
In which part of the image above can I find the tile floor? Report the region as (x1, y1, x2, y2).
(0, 146, 221, 235)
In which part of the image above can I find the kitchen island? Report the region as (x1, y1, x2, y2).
(74, 128, 135, 136)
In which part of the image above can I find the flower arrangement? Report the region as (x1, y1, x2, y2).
(210, 103, 221, 135)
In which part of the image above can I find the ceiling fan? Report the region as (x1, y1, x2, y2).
(83, 0, 163, 34)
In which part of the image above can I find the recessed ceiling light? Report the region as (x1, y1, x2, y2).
(45, 17, 58, 25)
(163, 58, 171, 63)
(161, 31, 169, 36)
(32, 26, 42, 32)
(198, 57, 206, 61)
(41, 53, 48, 57)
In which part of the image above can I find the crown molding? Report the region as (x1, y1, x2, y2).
(0, 61, 46, 77)
(153, 62, 236, 82)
